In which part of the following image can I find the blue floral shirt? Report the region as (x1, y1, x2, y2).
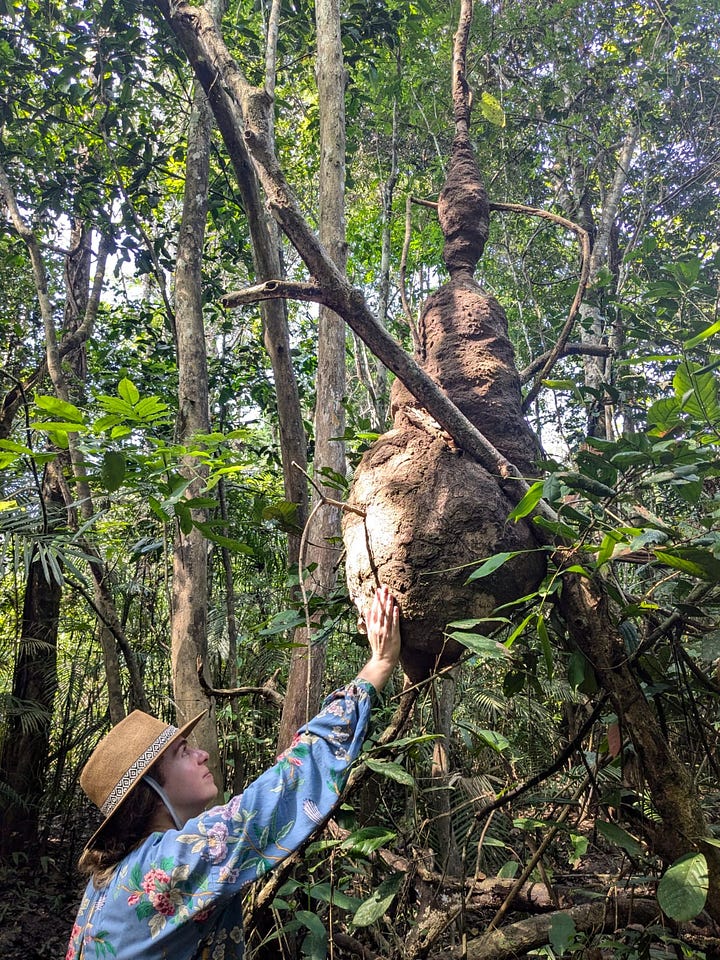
(66, 679, 375, 960)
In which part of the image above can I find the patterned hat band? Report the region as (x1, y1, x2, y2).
(100, 724, 178, 817)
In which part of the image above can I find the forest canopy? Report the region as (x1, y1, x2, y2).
(1, 0, 719, 957)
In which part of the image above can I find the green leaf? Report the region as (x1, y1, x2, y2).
(542, 379, 577, 390)
(447, 632, 509, 659)
(504, 612, 534, 649)
(654, 547, 720, 582)
(466, 551, 523, 582)
(193, 521, 254, 554)
(508, 481, 544, 521)
(259, 608, 306, 635)
(118, 378, 140, 405)
(148, 496, 171, 523)
(0, 439, 33, 455)
(295, 910, 326, 938)
(341, 826, 397, 856)
(537, 614, 553, 679)
(647, 396, 681, 431)
(308, 883, 360, 911)
(674, 362, 720, 422)
(657, 853, 708, 922)
(101, 451, 126, 492)
(365, 759, 415, 787)
(684, 319, 720, 350)
(597, 530, 625, 566)
(34, 394, 84, 423)
(352, 873, 403, 927)
(568, 650, 598, 694)
(175, 503, 193, 534)
(596, 820, 642, 857)
(479, 90, 505, 126)
(474, 728, 510, 753)
(31, 421, 88, 434)
(549, 913, 576, 954)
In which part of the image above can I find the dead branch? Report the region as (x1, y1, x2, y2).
(445, 896, 660, 960)
(519, 343, 614, 383)
(196, 658, 284, 707)
(221, 278, 327, 309)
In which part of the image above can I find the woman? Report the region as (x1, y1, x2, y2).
(67, 586, 401, 960)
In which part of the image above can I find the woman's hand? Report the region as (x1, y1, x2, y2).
(356, 585, 401, 693)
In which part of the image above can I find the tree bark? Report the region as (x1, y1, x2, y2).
(429, 666, 463, 874)
(170, 72, 222, 779)
(277, 0, 348, 749)
(455, 896, 659, 960)
(575, 126, 639, 437)
(0, 459, 64, 856)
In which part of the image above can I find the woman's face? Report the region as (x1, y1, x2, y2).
(156, 736, 218, 824)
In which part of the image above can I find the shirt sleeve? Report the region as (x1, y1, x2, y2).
(146, 678, 376, 902)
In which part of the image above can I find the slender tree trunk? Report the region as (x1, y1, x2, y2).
(429, 667, 463, 875)
(170, 73, 222, 779)
(0, 459, 64, 857)
(277, 0, 348, 749)
(218, 476, 245, 793)
(576, 126, 639, 438)
(351, 100, 398, 431)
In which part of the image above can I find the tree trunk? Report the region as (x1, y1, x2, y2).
(575, 127, 639, 438)
(429, 667, 463, 874)
(170, 73, 221, 779)
(277, 0, 348, 750)
(0, 459, 64, 857)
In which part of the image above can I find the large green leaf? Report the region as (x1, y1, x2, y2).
(118, 377, 140, 405)
(508, 480, 544, 521)
(674, 362, 720, 422)
(34, 394, 84, 423)
(296, 910, 327, 960)
(596, 821, 642, 857)
(657, 853, 708, 921)
(364, 758, 415, 787)
(101, 451, 126, 492)
(479, 90, 505, 126)
(549, 913, 576, 954)
(684, 318, 720, 349)
(447, 631, 510, 659)
(654, 547, 720, 582)
(341, 826, 397, 856)
(352, 872, 403, 927)
(466, 551, 523, 582)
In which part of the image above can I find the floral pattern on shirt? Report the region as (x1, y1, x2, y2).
(66, 679, 375, 960)
(121, 859, 216, 936)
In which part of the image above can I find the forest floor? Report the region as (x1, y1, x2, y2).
(0, 849, 82, 959)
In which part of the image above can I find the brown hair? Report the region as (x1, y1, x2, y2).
(78, 773, 163, 887)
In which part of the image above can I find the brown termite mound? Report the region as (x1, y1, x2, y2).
(343, 135, 546, 682)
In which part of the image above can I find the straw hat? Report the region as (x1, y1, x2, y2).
(80, 709, 206, 846)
